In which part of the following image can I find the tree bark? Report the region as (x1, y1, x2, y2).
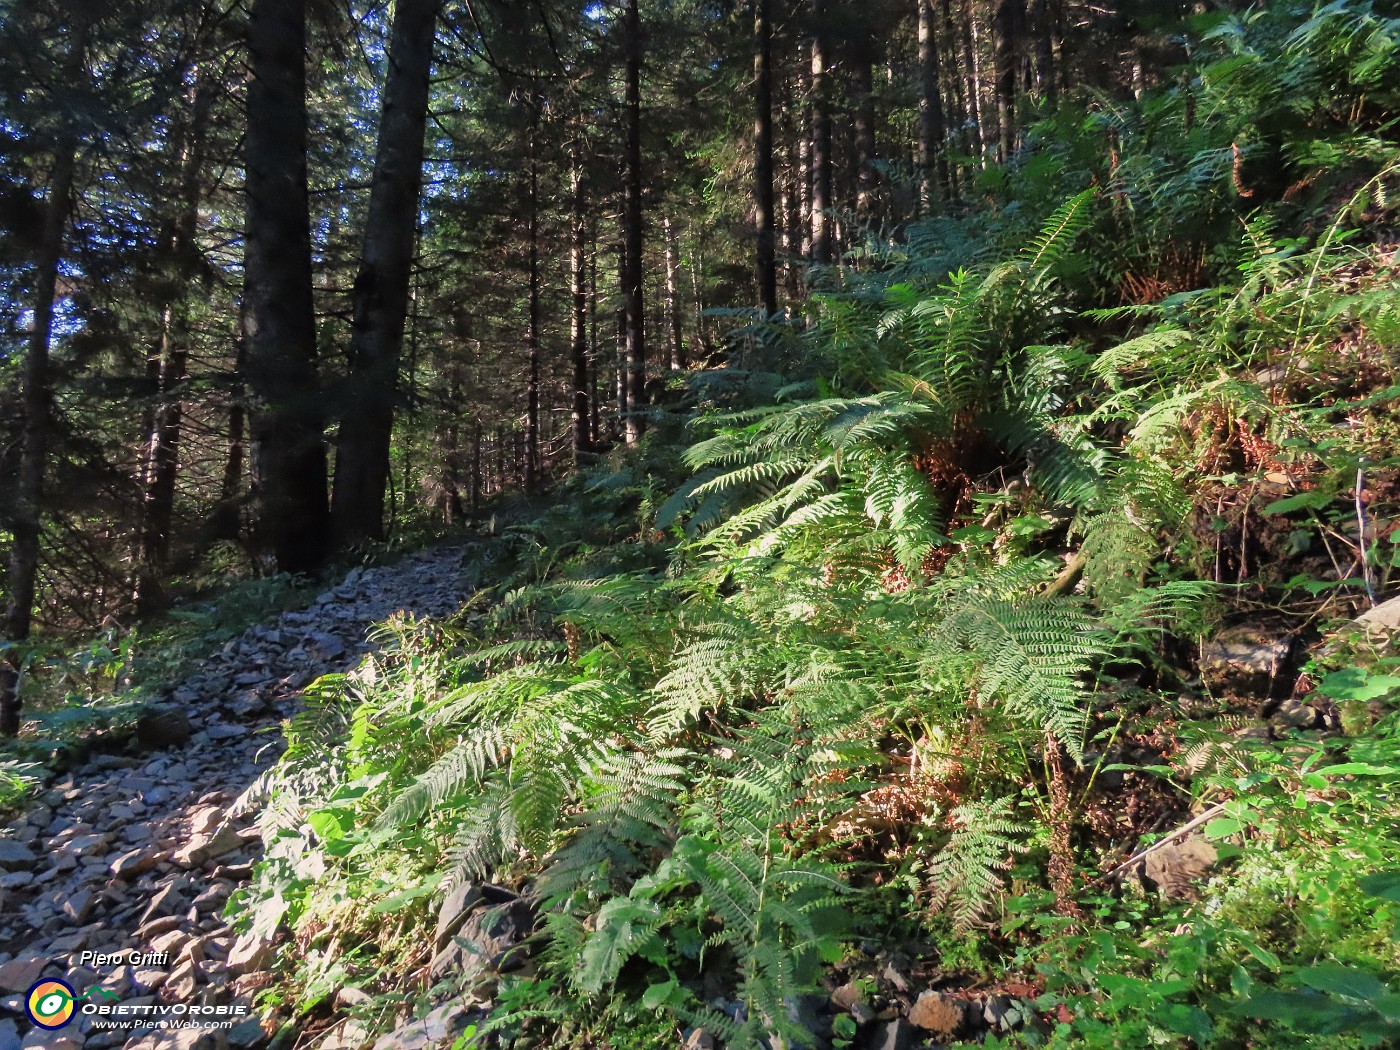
(524, 109, 541, 494)
(589, 221, 601, 446)
(135, 71, 212, 612)
(851, 39, 878, 222)
(570, 154, 591, 463)
(962, 0, 985, 165)
(1031, 0, 1057, 104)
(917, 0, 949, 208)
(332, 0, 440, 544)
(753, 0, 778, 315)
(808, 0, 833, 265)
(1, 20, 87, 738)
(664, 215, 684, 368)
(621, 0, 646, 442)
(244, 0, 330, 574)
(470, 422, 482, 515)
(0, 130, 77, 739)
(993, 0, 1024, 162)
(940, 0, 968, 195)
(798, 88, 812, 263)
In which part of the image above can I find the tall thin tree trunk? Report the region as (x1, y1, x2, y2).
(524, 110, 541, 494)
(244, 0, 330, 574)
(589, 222, 601, 445)
(136, 72, 211, 612)
(570, 154, 590, 463)
(621, 0, 646, 442)
(780, 179, 798, 294)
(664, 215, 685, 368)
(442, 364, 463, 522)
(470, 422, 482, 515)
(1031, 0, 1057, 104)
(223, 322, 249, 514)
(941, 0, 967, 196)
(332, 0, 440, 544)
(754, 0, 778, 315)
(852, 44, 878, 222)
(1, 17, 90, 737)
(917, 0, 949, 208)
(993, 0, 1024, 162)
(614, 224, 627, 440)
(798, 92, 813, 263)
(0, 83, 82, 738)
(809, 0, 833, 265)
(962, 0, 985, 165)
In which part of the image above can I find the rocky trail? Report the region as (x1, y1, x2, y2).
(0, 546, 470, 1050)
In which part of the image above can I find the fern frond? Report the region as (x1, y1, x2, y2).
(926, 797, 1029, 933)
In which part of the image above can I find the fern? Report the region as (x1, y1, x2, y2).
(926, 797, 1029, 933)
(929, 591, 1099, 760)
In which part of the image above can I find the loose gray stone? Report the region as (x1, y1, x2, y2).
(0, 842, 36, 872)
(136, 707, 193, 749)
(862, 1019, 914, 1050)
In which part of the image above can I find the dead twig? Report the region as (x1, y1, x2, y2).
(1087, 799, 1228, 888)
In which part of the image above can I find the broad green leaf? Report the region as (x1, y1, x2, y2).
(1204, 817, 1244, 839)
(370, 875, 443, 915)
(308, 809, 348, 841)
(1319, 762, 1400, 777)
(1318, 668, 1400, 702)
(1233, 989, 1348, 1027)
(1297, 964, 1386, 1002)
(1359, 872, 1400, 903)
(1158, 1003, 1213, 1044)
(1263, 490, 1332, 515)
(1373, 994, 1400, 1021)
(641, 979, 686, 1010)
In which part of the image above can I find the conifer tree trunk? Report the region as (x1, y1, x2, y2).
(470, 422, 482, 515)
(524, 113, 541, 494)
(1, 18, 88, 738)
(244, 0, 330, 573)
(852, 35, 878, 222)
(613, 215, 627, 440)
(798, 90, 813, 262)
(753, 0, 778, 315)
(993, 0, 1024, 161)
(917, 0, 949, 207)
(808, 0, 833, 265)
(222, 333, 248, 514)
(940, 0, 968, 195)
(621, 0, 646, 442)
(1031, 0, 1057, 103)
(442, 365, 463, 522)
(664, 216, 685, 367)
(570, 155, 591, 463)
(495, 426, 505, 491)
(589, 224, 602, 445)
(332, 0, 441, 543)
(136, 72, 211, 612)
(961, 0, 985, 164)
(0, 111, 79, 739)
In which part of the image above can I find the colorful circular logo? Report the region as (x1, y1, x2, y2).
(26, 978, 76, 1029)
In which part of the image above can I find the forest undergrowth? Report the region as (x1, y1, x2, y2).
(232, 5, 1400, 1048)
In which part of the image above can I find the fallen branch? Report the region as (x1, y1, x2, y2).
(1044, 550, 1088, 598)
(1088, 800, 1228, 887)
